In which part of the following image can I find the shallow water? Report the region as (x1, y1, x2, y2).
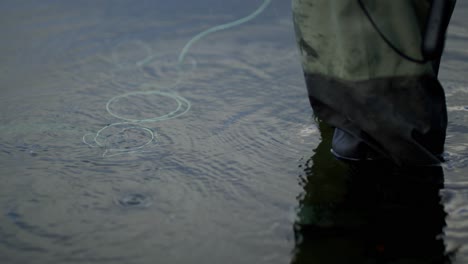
(0, 1, 467, 263)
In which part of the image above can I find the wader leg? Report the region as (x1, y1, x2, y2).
(293, 0, 456, 166)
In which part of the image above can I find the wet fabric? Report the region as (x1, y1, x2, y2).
(292, 0, 456, 165)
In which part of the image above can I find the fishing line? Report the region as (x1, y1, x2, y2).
(177, 0, 272, 65)
(84, 0, 272, 156)
(83, 123, 155, 157)
(105, 91, 191, 123)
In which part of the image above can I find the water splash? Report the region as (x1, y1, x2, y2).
(115, 193, 153, 208)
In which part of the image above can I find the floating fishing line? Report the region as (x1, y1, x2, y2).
(83, 123, 155, 157)
(84, 0, 272, 156)
(105, 91, 191, 123)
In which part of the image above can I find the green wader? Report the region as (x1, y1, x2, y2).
(292, 0, 456, 166)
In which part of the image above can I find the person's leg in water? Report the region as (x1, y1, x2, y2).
(292, 0, 456, 166)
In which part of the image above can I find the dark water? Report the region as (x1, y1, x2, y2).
(0, 1, 467, 263)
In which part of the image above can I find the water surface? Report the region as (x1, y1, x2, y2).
(0, 1, 467, 263)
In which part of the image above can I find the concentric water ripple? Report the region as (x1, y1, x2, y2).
(2, 1, 467, 263)
(115, 193, 152, 208)
(211, 105, 320, 160)
(0, 158, 208, 263)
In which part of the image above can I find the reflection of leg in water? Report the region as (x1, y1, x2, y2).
(291, 121, 451, 264)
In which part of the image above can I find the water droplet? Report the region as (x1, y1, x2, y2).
(116, 193, 152, 208)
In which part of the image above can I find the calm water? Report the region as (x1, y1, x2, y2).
(0, 1, 467, 263)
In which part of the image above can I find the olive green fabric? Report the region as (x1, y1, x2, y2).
(292, 0, 456, 165)
(292, 0, 455, 80)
